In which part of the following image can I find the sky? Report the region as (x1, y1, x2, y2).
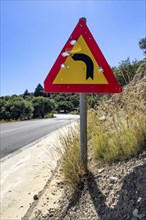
(1, 0, 146, 96)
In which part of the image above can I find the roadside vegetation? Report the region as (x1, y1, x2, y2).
(89, 78, 145, 162)
(59, 61, 145, 190)
(58, 37, 146, 190)
(58, 125, 86, 190)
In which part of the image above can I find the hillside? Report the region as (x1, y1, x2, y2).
(24, 63, 146, 220)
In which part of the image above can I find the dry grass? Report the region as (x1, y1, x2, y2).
(58, 64, 145, 188)
(57, 124, 86, 190)
(88, 84, 146, 162)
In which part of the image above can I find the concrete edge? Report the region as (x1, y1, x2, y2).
(18, 120, 79, 219)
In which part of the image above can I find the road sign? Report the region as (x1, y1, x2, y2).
(44, 19, 122, 93)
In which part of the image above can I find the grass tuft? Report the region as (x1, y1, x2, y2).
(58, 124, 86, 190)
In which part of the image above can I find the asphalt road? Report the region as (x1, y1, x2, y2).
(0, 114, 79, 159)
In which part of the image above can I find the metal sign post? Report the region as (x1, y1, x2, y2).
(80, 92, 87, 172)
(79, 17, 87, 172)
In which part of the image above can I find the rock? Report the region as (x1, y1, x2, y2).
(72, 206, 76, 212)
(137, 197, 142, 203)
(99, 116, 106, 121)
(49, 213, 53, 217)
(33, 194, 39, 200)
(109, 176, 118, 183)
(133, 209, 139, 217)
(88, 156, 92, 161)
(98, 168, 105, 173)
(19, 205, 23, 208)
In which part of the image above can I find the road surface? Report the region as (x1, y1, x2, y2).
(0, 114, 79, 159)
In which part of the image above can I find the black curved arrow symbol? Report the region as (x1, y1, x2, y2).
(71, 53, 94, 80)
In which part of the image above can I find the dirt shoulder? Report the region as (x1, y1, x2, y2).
(25, 149, 146, 220)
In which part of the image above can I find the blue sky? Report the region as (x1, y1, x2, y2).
(1, 0, 145, 96)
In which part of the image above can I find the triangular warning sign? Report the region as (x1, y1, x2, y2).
(44, 18, 122, 93)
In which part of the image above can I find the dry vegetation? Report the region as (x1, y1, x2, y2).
(59, 62, 146, 189)
(57, 125, 86, 190)
(92, 63, 145, 161)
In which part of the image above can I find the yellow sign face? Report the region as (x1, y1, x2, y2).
(53, 35, 108, 84)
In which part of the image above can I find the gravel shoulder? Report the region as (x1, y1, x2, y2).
(25, 149, 146, 220)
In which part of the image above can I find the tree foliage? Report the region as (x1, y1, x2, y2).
(23, 89, 30, 98)
(139, 37, 146, 55)
(0, 93, 55, 121)
(34, 84, 44, 97)
(31, 96, 55, 118)
(113, 58, 141, 86)
(0, 97, 34, 120)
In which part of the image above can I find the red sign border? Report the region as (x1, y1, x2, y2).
(44, 19, 122, 93)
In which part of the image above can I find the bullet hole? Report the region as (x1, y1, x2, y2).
(70, 40, 77, 45)
(61, 64, 66, 69)
(98, 67, 104, 72)
(61, 52, 70, 57)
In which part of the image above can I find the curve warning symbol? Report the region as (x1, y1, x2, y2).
(72, 53, 94, 80)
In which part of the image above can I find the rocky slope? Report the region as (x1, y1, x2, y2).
(26, 150, 146, 220)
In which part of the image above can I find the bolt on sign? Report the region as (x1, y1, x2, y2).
(44, 19, 122, 94)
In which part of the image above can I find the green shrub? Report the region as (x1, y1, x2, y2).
(44, 113, 54, 118)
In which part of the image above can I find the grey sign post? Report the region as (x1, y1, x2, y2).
(79, 17, 88, 172)
(80, 92, 87, 172)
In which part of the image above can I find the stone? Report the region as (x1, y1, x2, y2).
(98, 168, 105, 173)
(109, 176, 118, 183)
(99, 116, 106, 121)
(133, 208, 139, 217)
(137, 197, 142, 203)
(33, 194, 39, 200)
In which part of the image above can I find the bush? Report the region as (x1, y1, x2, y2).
(0, 96, 34, 120)
(44, 113, 54, 118)
(113, 58, 141, 87)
